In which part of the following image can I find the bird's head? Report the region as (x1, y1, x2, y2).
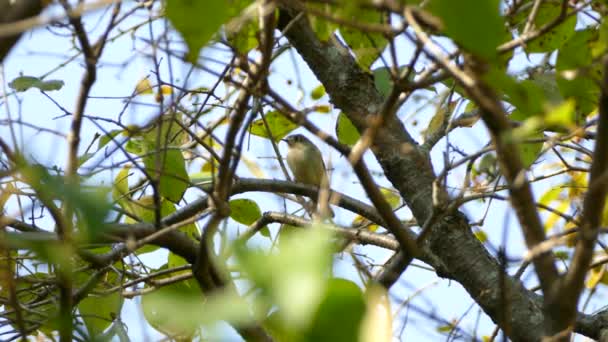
(282, 134, 313, 148)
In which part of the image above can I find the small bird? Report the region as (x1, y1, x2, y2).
(282, 134, 334, 217)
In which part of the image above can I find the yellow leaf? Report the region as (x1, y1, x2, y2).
(352, 215, 378, 232)
(315, 104, 331, 113)
(0, 183, 15, 211)
(241, 155, 266, 178)
(135, 78, 153, 95)
(545, 99, 576, 128)
(474, 230, 488, 243)
(544, 200, 569, 232)
(587, 265, 605, 289)
(160, 84, 173, 95)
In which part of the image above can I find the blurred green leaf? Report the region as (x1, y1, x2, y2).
(304, 278, 366, 342)
(556, 28, 603, 117)
(98, 130, 123, 150)
(429, 0, 504, 61)
(545, 99, 576, 129)
(142, 265, 253, 338)
(339, 8, 387, 70)
(512, 2, 577, 53)
(226, 0, 258, 54)
(474, 230, 488, 243)
(112, 165, 130, 205)
(78, 279, 123, 336)
(166, 0, 230, 62)
(311, 84, 326, 100)
(141, 272, 203, 339)
(517, 131, 544, 168)
(236, 227, 335, 330)
(19, 163, 111, 240)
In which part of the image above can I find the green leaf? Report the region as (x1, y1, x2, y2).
(78, 152, 95, 166)
(380, 187, 401, 210)
(226, 0, 259, 54)
(304, 278, 366, 342)
(539, 187, 563, 207)
(79, 290, 123, 336)
(8, 76, 65, 92)
(166, 0, 230, 62)
(306, 2, 335, 41)
(477, 153, 497, 176)
(556, 28, 603, 117)
(142, 148, 189, 203)
(545, 99, 576, 129)
(474, 230, 488, 243)
(339, 8, 387, 70)
(429, 0, 504, 61)
(249, 111, 298, 141)
(486, 69, 545, 117)
(229, 198, 262, 225)
(371, 66, 417, 97)
(512, 2, 577, 53)
(372, 67, 394, 98)
(517, 131, 544, 168)
(8, 76, 39, 91)
(142, 264, 254, 337)
(98, 130, 123, 150)
(20, 163, 111, 240)
(38, 79, 65, 91)
(141, 272, 203, 339)
(311, 84, 326, 100)
(529, 71, 563, 106)
(230, 198, 268, 238)
(112, 165, 130, 207)
(236, 227, 335, 330)
(336, 112, 360, 147)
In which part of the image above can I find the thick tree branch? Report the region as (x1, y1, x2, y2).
(554, 57, 608, 337)
(0, 0, 44, 62)
(273, 2, 565, 340)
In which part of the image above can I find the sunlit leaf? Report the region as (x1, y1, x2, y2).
(135, 78, 153, 94)
(587, 265, 606, 289)
(474, 230, 488, 243)
(311, 84, 326, 100)
(249, 111, 298, 141)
